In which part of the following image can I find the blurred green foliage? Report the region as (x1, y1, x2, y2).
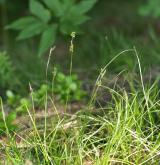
(0, 0, 5, 4)
(139, 0, 160, 18)
(6, 85, 49, 114)
(7, 0, 97, 56)
(0, 52, 15, 90)
(6, 70, 85, 115)
(54, 71, 86, 102)
(0, 110, 17, 135)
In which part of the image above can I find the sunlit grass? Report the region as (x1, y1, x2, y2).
(1, 46, 160, 164)
(1, 79, 160, 164)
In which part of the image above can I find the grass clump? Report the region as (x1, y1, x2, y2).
(0, 37, 160, 164)
(1, 72, 160, 164)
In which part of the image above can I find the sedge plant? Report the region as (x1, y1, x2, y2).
(1, 43, 160, 164)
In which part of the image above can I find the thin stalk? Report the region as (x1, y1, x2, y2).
(65, 32, 76, 111)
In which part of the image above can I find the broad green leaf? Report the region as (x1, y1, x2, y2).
(62, 0, 75, 10)
(38, 24, 57, 56)
(43, 0, 63, 17)
(69, 82, 77, 91)
(60, 0, 94, 26)
(6, 17, 37, 30)
(30, 0, 51, 23)
(139, 0, 160, 18)
(62, 0, 75, 5)
(6, 90, 14, 98)
(73, 15, 90, 25)
(0, 112, 2, 119)
(72, 0, 97, 15)
(0, 0, 5, 4)
(61, 12, 90, 25)
(6, 112, 17, 124)
(16, 21, 45, 40)
(60, 20, 80, 34)
(7, 124, 17, 131)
